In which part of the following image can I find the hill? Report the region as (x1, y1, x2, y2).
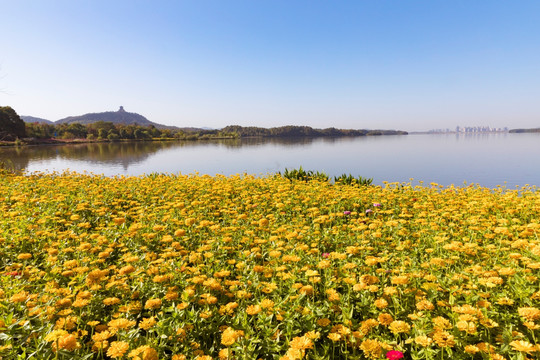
(20, 107, 408, 138)
(21, 107, 214, 133)
(21, 116, 54, 125)
(56, 106, 160, 127)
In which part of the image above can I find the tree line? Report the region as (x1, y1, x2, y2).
(221, 125, 407, 137)
(2, 105, 408, 143)
(0, 107, 237, 141)
(29, 122, 237, 141)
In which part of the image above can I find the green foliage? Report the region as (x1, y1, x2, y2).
(25, 122, 55, 139)
(280, 167, 329, 183)
(334, 173, 373, 186)
(107, 132, 120, 141)
(279, 168, 373, 186)
(221, 125, 407, 138)
(0, 106, 26, 140)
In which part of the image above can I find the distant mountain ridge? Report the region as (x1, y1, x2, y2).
(56, 106, 158, 127)
(21, 107, 408, 136)
(20, 115, 54, 125)
(22, 107, 183, 131)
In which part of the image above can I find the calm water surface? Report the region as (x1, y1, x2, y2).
(1, 133, 539, 188)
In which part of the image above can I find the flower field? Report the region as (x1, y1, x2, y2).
(0, 171, 539, 360)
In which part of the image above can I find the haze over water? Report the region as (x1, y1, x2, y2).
(2, 133, 539, 189)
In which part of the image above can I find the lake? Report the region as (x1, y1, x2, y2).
(1, 133, 539, 188)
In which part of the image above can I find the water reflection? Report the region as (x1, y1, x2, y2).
(0, 137, 361, 173)
(1, 133, 539, 188)
(1, 142, 171, 172)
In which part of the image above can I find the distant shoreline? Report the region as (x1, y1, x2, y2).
(409, 130, 510, 135)
(0, 131, 409, 147)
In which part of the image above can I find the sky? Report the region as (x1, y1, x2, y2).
(1, 1, 540, 132)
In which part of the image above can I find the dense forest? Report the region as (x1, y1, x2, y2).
(23, 121, 237, 141)
(221, 125, 406, 137)
(22, 122, 406, 141)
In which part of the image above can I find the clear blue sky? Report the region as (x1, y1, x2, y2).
(1, 1, 540, 131)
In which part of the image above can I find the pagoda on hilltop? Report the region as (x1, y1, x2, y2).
(118, 106, 125, 112)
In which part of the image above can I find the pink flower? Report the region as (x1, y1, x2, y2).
(322, 253, 330, 258)
(386, 350, 404, 360)
(343, 211, 351, 215)
(365, 209, 372, 214)
(373, 203, 382, 207)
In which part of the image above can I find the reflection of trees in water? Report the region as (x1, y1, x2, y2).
(0, 146, 32, 172)
(0, 142, 175, 172)
(0, 137, 366, 172)
(195, 136, 358, 148)
(57, 142, 178, 170)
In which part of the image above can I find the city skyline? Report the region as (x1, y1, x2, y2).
(2, 1, 540, 132)
(427, 125, 510, 134)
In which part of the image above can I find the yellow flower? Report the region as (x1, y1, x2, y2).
(55, 333, 79, 351)
(389, 320, 411, 334)
(219, 302, 239, 316)
(174, 229, 186, 237)
(141, 347, 159, 360)
(416, 299, 434, 310)
(517, 307, 540, 321)
(260, 299, 275, 309)
(391, 276, 409, 285)
(119, 265, 136, 275)
(509, 340, 536, 353)
(103, 297, 121, 306)
(218, 348, 230, 359)
(327, 333, 341, 342)
(414, 335, 432, 347)
(299, 285, 314, 295)
(107, 341, 129, 358)
(378, 313, 393, 326)
(113, 217, 125, 225)
(246, 304, 262, 315)
(456, 320, 477, 334)
(45, 329, 69, 342)
(432, 330, 455, 348)
(221, 327, 239, 346)
(326, 289, 340, 302)
(128, 345, 159, 360)
(92, 330, 113, 342)
(374, 298, 388, 309)
(432, 316, 452, 330)
(197, 356, 212, 360)
(11, 291, 29, 303)
(144, 298, 162, 310)
(360, 339, 382, 359)
(289, 335, 313, 350)
(464, 345, 480, 354)
(108, 318, 136, 330)
(139, 317, 157, 330)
